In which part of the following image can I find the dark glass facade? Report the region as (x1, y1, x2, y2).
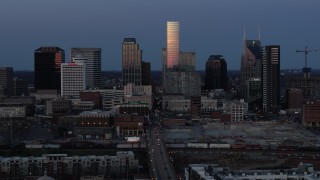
(34, 47, 65, 91)
(205, 55, 228, 91)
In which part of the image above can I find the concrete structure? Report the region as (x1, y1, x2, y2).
(61, 61, 87, 98)
(162, 95, 218, 113)
(262, 45, 280, 113)
(222, 99, 248, 122)
(185, 163, 320, 180)
(45, 98, 72, 115)
(0, 67, 13, 97)
(122, 38, 142, 86)
(114, 115, 145, 136)
(190, 96, 201, 120)
(1, 96, 35, 116)
(124, 83, 152, 109)
(205, 55, 228, 91)
(164, 69, 201, 97)
(117, 102, 149, 116)
(34, 47, 65, 91)
(79, 91, 102, 109)
(72, 100, 95, 111)
(286, 88, 303, 114)
(0, 103, 26, 118)
(81, 87, 124, 109)
(179, 51, 196, 71)
(286, 76, 320, 99)
(0, 152, 138, 178)
(303, 100, 320, 127)
(71, 48, 101, 89)
(12, 77, 28, 96)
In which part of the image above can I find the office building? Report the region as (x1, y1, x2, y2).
(190, 96, 201, 120)
(240, 40, 262, 100)
(185, 163, 320, 180)
(71, 48, 101, 89)
(61, 61, 87, 98)
(179, 51, 196, 71)
(286, 76, 320, 99)
(122, 38, 142, 86)
(205, 55, 228, 91)
(12, 77, 28, 96)
(286, 88, 303, 114)
(124, 83, 152, 109)
(0, 152, 138, 178)
(142, 61, 151, 85)
(262, 45, 280, 113)
(246, 77, 261, 108)
(34, 47, 65, 91)
(303, 100, 320, 127)
(166, 21, 180, 68)
(0, 67, 13, 97)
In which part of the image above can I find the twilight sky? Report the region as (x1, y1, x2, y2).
(0, 0, 319, 71)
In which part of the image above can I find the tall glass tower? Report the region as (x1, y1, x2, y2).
(71, 48, 101, 89)
(34, 47, 65, 91)
(166, 21, 180, 68)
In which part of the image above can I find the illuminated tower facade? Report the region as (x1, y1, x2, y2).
(122, 38, 142, 86)
(34, 47, 65, 91)
(166, 21, 180, 68)
(262, 45, 280, 113)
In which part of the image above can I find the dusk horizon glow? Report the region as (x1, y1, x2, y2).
(1, 0, 320, 71)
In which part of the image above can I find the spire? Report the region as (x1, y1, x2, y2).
(243, 28, 246, 54)
(258, 28, 261, 41)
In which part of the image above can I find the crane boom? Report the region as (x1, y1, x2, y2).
(296, 46, 320, 78)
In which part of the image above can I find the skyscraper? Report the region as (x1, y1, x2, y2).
(71, 48, 101, 89)
(163, 22, 200, 97)
(34, 47, 65, 91)
(166, 21, 180, 68)
(61, 60, 87, 98)
(142, 61, 151, 85)
(240, 40, 262, 100)
(205, 55, 228, 91)
(179, 51, 196, 71)
(0, 67, 13, 97)
(122, 38, 142, 86)
(262, 45, 280, 113)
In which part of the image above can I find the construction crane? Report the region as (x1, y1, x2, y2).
(296, 46, 320, 78)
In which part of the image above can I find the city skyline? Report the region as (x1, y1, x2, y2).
(0, 0, 319, 71)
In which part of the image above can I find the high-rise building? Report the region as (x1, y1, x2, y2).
(246, 78, 261, 108)
(262, 45, 280, 113)
(34, 47, 65, 91)
(240, 40, 262, 100)
(0, 67, 13, 97)
(71, 48, 101, 89)
(205, 55, 228, 91)
(61, 61, 87, 98)
(12, 77, 28, 96)
(122, 38, 142, 86)
(166, 21, 180, 69)
(142, 61, 151, 85)
(179, 51, 195, 71)
(163, 22, 200, 97)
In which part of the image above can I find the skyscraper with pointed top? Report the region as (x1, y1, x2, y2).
(240, 30, 262, 103)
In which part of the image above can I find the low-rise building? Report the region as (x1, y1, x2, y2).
(0, 152, 139, 179)
(303, 100, 320, 127)
(185, 163, 320, 180)
(0, 103, 26, 118)
(114, 115, 145, 137)
(45, 98, 72, 115)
